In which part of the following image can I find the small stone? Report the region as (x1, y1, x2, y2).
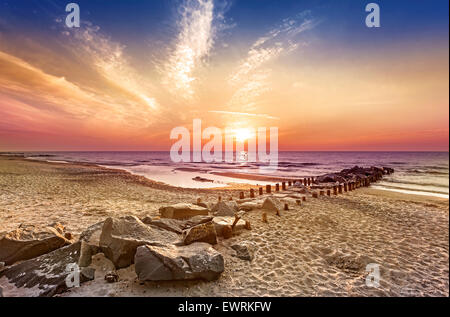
(104, 271, 119, 283)
(231, 241, 255, 261)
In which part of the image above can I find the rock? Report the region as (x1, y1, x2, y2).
(212, 217, 246, 237)
(104, 271, 119, 283)
(211, 201, 237, 216)
(159, 203, 209, 219)
(142, 215, 214, 234)
(0, 262, 5, 271)
(134, 243, 224, 281)
(239, 202, 258, 211)
(183, 215, 215, 229)
(99, 216, 179, 269)
(142, 217, 184, 234)
(0, 223, 72, 266)
(0, 241, 94, 297)
(262, 197, 283, 212)
(182, 222, 217, 245)
(78, 221, 104, 267)
(231, 241, 255, 261)
(80, 267, 96, 280)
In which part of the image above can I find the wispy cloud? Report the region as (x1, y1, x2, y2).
(66, 22, 160, 114)
(226, 11, 318, 110)
(162, 0, 216, 100)
(208, 110, 280, 120)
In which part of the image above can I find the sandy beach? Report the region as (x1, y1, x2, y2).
(0, 156, 448, 297)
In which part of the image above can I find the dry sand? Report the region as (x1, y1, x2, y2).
(0, 156, 448, 297)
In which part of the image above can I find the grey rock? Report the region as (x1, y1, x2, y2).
(231, 241, 255, 261)
(135, 243, 224, 281)
(142, 215, 214, 234)
(99, 216, 179, 269)
(0, 241, 94, 297)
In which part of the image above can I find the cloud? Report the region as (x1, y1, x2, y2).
(161, 0, 216, 100)
(226, 11, 319, 110)
(66, 23, 160, 113)
(208, 110, 280, 120)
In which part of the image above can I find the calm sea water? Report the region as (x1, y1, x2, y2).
(13, 151, 449, 198)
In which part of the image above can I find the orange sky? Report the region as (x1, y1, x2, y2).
(0, 1, 448, 151)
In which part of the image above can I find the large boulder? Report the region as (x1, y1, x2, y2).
(182, 222, 217, 245)
(0, 223, 72, 266)
(0, 241, 94, 297)
(212, 217, 246, 237)
(134, 243, 224, 281)
(99, 216, 179, 269)
(262, 197, 283, 212)
(142, 215, 213, 234)
(211, 201, 236, 216)
(159, 203, 209, 219)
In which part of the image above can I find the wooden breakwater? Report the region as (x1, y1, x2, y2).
(236, 166, 394, 200)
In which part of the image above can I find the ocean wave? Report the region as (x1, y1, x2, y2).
(377, 184, 448, 195)
(406, 169, 448, 175)
(383, 179, 448, 188)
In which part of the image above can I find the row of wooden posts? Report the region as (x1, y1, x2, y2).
(237, 173, 384, 200)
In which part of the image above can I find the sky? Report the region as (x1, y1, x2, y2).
(0, 0, 448, 151)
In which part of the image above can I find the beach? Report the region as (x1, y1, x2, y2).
(0, 156, 448, 297)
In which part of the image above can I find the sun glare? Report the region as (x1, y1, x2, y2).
(234, 128, 253, 143)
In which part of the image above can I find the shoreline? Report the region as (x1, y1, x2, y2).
(9, 154, 449, 200)
(0, 155, 448, 297)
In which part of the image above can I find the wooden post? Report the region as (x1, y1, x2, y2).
(320, 190, 325, 196)
(344, 183, 348, 192)
(333, 186, 338, 195)
(266, 184, 271, 193)
(338, 184, 343, 194)
(307, 178, 311, 186)
(327, 189, 331, 196)
(302, 196, 306, 201)
(284, 203, 289, 210)
(288, 181, 292, 186)
(239, 192, 244, 199)
(259, 187, 263, 195)
(250, 188, 255, 198)
(282, 182, 286, 190)
(275, 183, 280, 191)
(312, 192, 318, 198)
(303, 178, 307, 186)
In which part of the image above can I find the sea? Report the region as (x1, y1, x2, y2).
(5, 151, 449, 198)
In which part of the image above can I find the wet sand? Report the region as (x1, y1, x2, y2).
(0, 156, 448, 297)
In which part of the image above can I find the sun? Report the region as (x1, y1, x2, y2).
(234, 128, 253, 143)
